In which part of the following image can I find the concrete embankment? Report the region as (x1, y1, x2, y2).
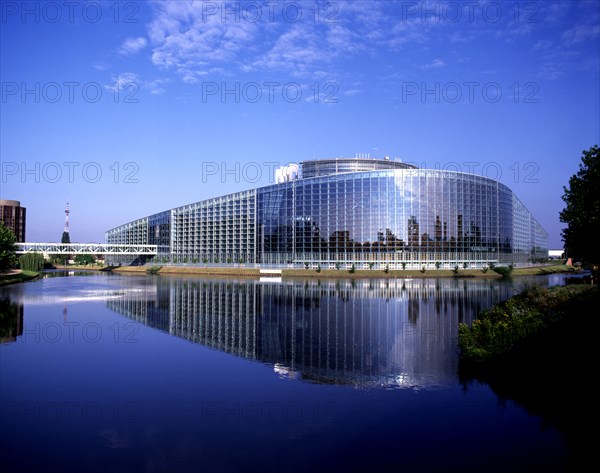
(109, 264, 576, 279)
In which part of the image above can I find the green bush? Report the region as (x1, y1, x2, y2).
(146, 265, 162, 274)
(493, 266, 513, 278)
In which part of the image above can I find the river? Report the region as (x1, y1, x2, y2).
(0, 271, 578, 472)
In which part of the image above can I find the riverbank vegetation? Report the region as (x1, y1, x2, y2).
(0, 270, 41, 286)
(560, 145, 599, 269)
(458, 283, 596, 366)
(18, 252, 45, 272)
(0, 222, 18, 271)
(458, 282, 598, 470)
(146, 265, 162, 274)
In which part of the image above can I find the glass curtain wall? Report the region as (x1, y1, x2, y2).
(258, 170, 546, 268)
(106, 168, 548, 267)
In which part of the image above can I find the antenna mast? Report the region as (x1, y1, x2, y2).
(64, 202, 70, 234)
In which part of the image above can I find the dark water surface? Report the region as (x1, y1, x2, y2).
(0, 271, 575, 472)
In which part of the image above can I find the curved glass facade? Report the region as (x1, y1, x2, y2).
(106, 159, 548, 267)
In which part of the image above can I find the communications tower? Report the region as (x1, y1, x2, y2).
(61, 202, 71, 244)
(64, 202, 70, 234)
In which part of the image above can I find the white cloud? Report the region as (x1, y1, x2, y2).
(93, 62, 110, 71)
(146, 78, 170, 95)
(105, 72, 141, 93)
(251, 26, 327, 75)
(119, 37, 148, 56)
(562, 24, 600, 46)
(132, 1, 510, 87)
(143, 1, 433, 82)
(147, 1, 259, 80)
(536, 62, 565, 81)
(422, 59, 447, 69)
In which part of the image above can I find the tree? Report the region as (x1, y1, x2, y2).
(0, 222, 18, 270)
(58, 231, 71, 265)
(74, 254, 95, 266)
(560, 145, 600, 265)
(19, 252, 45, 272)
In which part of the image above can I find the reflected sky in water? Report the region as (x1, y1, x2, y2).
(0, 272, 573, 472)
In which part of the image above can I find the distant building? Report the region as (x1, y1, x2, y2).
(274, 163, 300, 183)
(548, 249, 564, 260)
(0, 200, 26, 242)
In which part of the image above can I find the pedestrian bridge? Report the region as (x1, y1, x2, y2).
(16, 243, 158, 255)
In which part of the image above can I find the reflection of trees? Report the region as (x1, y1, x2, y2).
(459, 288, 598, 470)
(408, 216, 420, 250)
(265, 224, 293, 252)
(0, 298, 23, 344)
(279, 211, 508, 257)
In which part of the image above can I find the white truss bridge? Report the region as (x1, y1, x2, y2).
(16, 243, 158, 255)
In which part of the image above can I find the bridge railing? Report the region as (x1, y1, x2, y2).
(16, 243, 158, 255)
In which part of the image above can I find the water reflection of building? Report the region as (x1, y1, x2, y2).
(106, 277, 521, 388)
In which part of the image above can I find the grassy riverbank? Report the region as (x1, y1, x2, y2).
(111, 264, 575, 279)
(52, 264, 106, 271)
(458, 283, 598, 470)
(458, 283, 596, 366)
(0, 270, 41, 286)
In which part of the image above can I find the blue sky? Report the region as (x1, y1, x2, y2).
(1, 0, 599, 248)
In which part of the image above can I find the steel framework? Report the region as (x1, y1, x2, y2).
(16, 243, 158, 255)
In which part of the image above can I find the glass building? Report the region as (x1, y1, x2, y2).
(105, 158, 548, 268)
